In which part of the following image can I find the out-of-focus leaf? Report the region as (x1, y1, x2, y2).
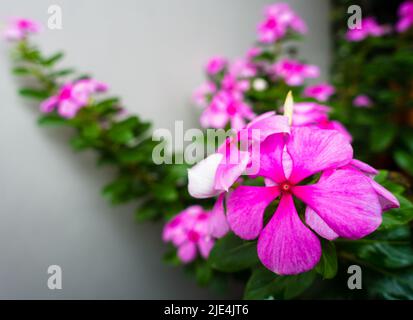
(394, 150, 413, 176)
(209, 233, 259, 272)
(38, 114, 67, 127)
(315, 241, 338, 279)
(370, 124, 397, 152)
(19, 88, 50, 100)
(380, 195, 413, 230)
(244, 267, 316, 300)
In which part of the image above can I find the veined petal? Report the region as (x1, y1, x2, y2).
(293, 169, 382, 239)
(287, 127, 353, 184)
(227, 186, 279, 240)
(209, 193, 229, 238)
(188, 153, 223, 198)
(245, 113, 290, 142)
(252, 133, 287, 183)
(371, 180, 400, 211)
(305, 207, 338, 240)
(257, 194, 321, 275)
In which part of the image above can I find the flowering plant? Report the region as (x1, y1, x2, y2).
(4, 2, 413, 300)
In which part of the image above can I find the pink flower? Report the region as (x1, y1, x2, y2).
(229, 58, 257, 78)
(353, 94, 372, 108)
(205, 56, 227, 75)
(162, 206, 215, 263)
(346, 17, 388, 42)
(40, 78, 108, 118)
(303, 83, 335, 102)
(200, 90, 255, 130)
(192, 81, 216, 108)
(257, 3, 307, 43)
(226, 127, 398, 275)
(396, 1, 413, 32)
(246, 47, 262, 60)
(272, 59, 319, 86)
(291, 102, 352, 141)
(3, 17, 41, 41)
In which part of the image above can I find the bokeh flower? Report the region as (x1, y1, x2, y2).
(40, 78, 108, 118)
(353, 94, 372, 108)
(303, 83, 335, 102)
(162, 206, 215, 263)
(272, 58, 319, 86)
(3, 17, 41, 41)
(396, 1, 413, 32)
(346, 17, 389, 42)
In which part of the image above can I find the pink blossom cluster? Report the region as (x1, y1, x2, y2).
(3, 17, 41, 41)
(162, 205, 221, 263)
(257, 3, 307, 43)
(353, 94, 372, 108)
(272, 58, 319, 86)
(40, 79, 108, 118)
(188, 112, 399, 275)
(396, 1, 413, 32)
(346, 17, 389, 42)
(194, 55, 257, 131)
(303, 83, 335, 102)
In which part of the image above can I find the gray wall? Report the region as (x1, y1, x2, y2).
(0, 0, 330, 299)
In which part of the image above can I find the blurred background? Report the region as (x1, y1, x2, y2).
(0, 0, 331, 299)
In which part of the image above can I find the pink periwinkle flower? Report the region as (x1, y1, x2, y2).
(303, 83, 335, 102)
(346, 17, 389, 42)
(353, 94, 372, 108)
(257, 3, 307, 43)
(200, 90, 255, 131)
(397, 1, 413, 32)
(272, 58, 319, 86)
(205, 56, 227, 76)
(162, 206, 216, 263)
(3, 17, 41, 41)
(192, 81, 216, 108)
(292, 102, 352, 142)
(226, 127, 399, 275)
(40, 78, 108, 119)
(188, 114, 399, 275)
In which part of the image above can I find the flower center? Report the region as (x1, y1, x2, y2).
(187, 230, 200, 242)
(280, 181, 292, 193)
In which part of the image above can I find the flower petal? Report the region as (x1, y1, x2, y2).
(227, 186, 279, 240)
(305, 206, 338, 240)
(198, 237, 214, 258)
(287, 127, 353, 184)
(188, 153, 223, 198)
(293, 169, 382, 239)
(252, 133, 287, 183)
(209, 194, 229, 238)
(178, 242, 197, 263)
(257, 194, 321, 275)
(371, 180, 400, 211)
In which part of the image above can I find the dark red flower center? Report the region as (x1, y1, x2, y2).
(187, 230, 200, 242)
(280, 181, 293, 193)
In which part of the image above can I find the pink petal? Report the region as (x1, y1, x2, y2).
(245, 113, 290, 142)
(287, 127, 353, 184)
(257, 194, 321, 275)
(40, 96, 58, 113)
(58, 100, 81, 119)
(198, 237, 214, 258)
(370, 180, 400, 211)
(305, 207, 338, 240)
(209, 194, 229, 238)
(293, 169, 382, 239)
(178, 242, 197, 263)
(227, 186, 279, 240)
(349, 159, 378, 177)
(253, 133, 287, 183)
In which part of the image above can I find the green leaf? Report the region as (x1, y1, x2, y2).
(19, 88, 50, 100)
(12, 66, 30, 75)
(370, 124, 397, 152)
(107, 127, 134, 144)
(42, 52, 64, 66)
(135, 205, 159, 222)
(369, 270, 413, 300)
(49, 68, 75, 78)
(152, 184, 178, 202)
(244, 267, 316, 300)
(380, 195, 413, 230)
(208, 233, 259, 272)
(195, 262, 213, 286)
(357, 241, 413, 269)
(394, 150, 413, 176)
(37, 114, 67, 127)
(81, 123, 101, 140)
(315, 241, 338, 279)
